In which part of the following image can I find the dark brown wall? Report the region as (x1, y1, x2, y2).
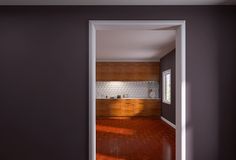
(0, 6, 235, 160)
(160, 50, 175, 124)
(218, 8, 236, 160)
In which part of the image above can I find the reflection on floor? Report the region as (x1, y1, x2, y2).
(96, 118, 175, 160)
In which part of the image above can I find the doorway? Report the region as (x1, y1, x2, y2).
(89, 20, 186, 160)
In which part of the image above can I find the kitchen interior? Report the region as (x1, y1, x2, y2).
(96, 29, 176, 160)
(96, 62, 161, 118)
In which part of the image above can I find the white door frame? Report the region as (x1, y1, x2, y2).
(89, 20, 186, 160)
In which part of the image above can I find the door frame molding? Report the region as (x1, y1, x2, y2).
(89, 20, 186, 160)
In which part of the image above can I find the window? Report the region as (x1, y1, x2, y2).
(162, 69, 171, 104)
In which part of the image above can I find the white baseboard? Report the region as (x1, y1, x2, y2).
(161, 116, 176, 129)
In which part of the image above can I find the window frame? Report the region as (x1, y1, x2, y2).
(162, 69, 171, 104)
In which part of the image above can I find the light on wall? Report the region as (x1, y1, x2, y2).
(107, 81, 124, 86)
(96, 81, 159, 99)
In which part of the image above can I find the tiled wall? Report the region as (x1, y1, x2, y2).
(96, 81, 159, 99)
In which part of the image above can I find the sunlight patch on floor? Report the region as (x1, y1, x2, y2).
(96, 125, 134, 135)
(97, 153, 126, 160)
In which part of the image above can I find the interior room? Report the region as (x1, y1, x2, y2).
(96, 29, 176, 160)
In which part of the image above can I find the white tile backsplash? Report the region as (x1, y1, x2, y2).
(96, 81, 159, 99)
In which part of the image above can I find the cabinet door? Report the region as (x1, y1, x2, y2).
(96, 62, 160, 81)
(142, 100, 161, 116)
(109, 100, 121, 116)
(119, 100, 127, 116)
(96, 100, 110, 117)
(133, 99, 145, 115)
(124, 100, 134, 116)
(101, 63, 111, 80)
(96, 63, 102, 81)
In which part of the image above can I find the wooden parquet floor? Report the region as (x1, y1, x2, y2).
(96, 118, 175, 160)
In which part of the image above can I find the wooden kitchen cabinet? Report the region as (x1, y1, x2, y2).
(120, 100, 134, 116)
(109, 100, 121, 116)
(96, 62, 160, 81)
(96, 99, 161, 117)
(138, 100, 161, 116)
(96, 99, 109, 116)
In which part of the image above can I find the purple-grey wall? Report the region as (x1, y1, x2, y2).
(160, 50, 176, 124)
(0, 6, 235, 160)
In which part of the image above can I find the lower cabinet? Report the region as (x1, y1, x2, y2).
(96, 99, 160, 117)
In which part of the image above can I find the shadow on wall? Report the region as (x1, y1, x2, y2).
(218, 9, 236, 160)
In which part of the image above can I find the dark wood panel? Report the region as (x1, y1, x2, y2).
(96, 62, 160, 81)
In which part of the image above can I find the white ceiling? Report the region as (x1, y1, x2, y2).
(0, 0, 235, 5)
(96, 30, 176, 62)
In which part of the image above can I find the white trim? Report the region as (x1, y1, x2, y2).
(176, 21, 186, 160)
(89, 20, 186, 160)
(91, 20, 184, 30)
(96, 59, 160, 62)
(161, 116, 176, 129)
(89, 21, 96, 160)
